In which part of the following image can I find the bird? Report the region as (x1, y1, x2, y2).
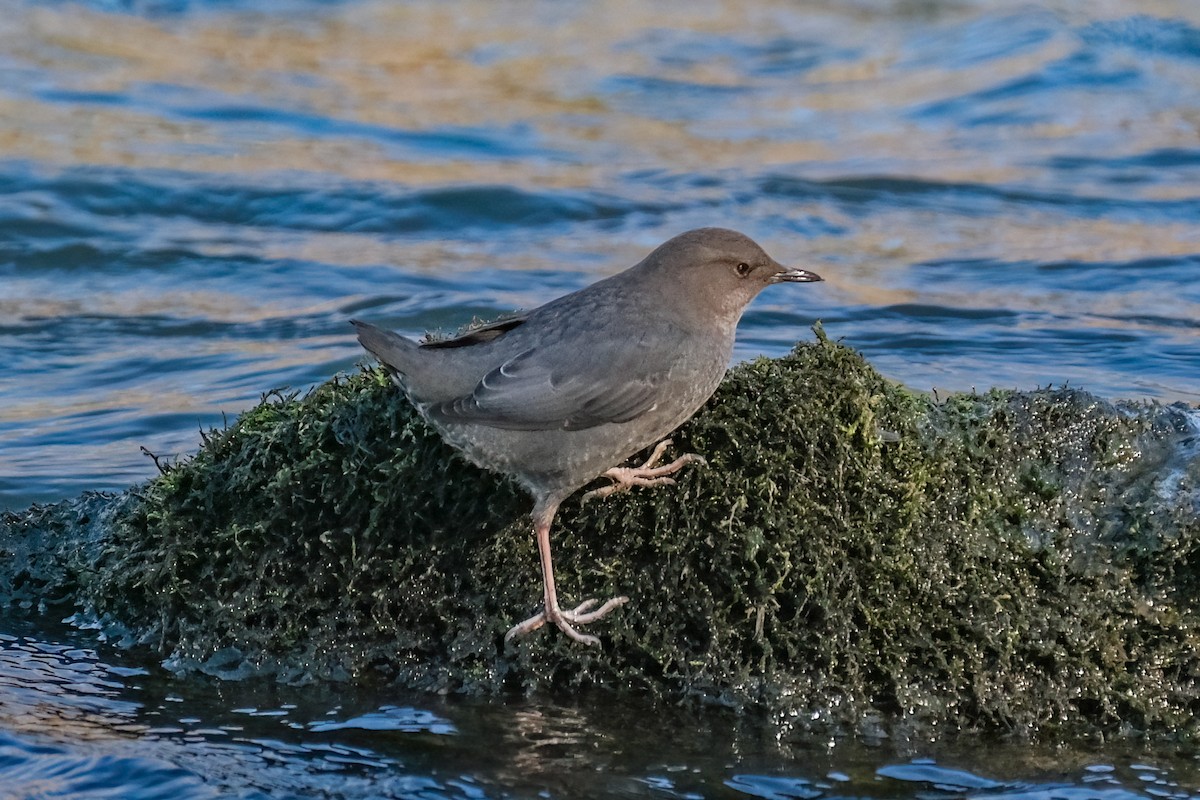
(352, 228, 823, 646)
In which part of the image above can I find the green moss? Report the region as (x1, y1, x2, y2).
(2, 332, 1198, 739)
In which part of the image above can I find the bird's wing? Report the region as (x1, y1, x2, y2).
(419, 313, 530, 349)
(426, 336, 672, 431)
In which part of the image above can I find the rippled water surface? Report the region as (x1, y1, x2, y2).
(2, 0, 1200, 795)
(2, 615, 1199, 799)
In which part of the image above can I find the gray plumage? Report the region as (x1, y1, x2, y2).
(353, 227, 822, 645)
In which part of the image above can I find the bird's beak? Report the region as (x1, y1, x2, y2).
(771, 266, 823, 283)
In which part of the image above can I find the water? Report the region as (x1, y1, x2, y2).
(2, 614, 1199, 799)
(1, 0, 1199, 795)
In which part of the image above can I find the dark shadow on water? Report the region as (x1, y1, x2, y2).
(1, 612, 1198, 799)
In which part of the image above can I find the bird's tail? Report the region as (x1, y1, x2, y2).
(351, 319, 421, 375)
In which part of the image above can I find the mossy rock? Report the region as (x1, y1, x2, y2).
(2, 331, 1198, 740)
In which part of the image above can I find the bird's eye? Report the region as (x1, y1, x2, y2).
(735, 262, 752, 277)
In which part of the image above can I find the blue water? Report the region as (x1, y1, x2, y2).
(2, 614, 1198, 799)
(2, 0, 1200, 796)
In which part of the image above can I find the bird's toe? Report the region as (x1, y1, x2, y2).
(504, 610, 548, 642)
(564, 595, 629, 625)
(555, 621, 601, 647)
(505, 595, 629, 646)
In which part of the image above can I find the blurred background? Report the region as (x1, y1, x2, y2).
(3, 2, 1200, 797)
(2, 0, 1199, 509)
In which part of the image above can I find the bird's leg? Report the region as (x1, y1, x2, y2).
(505, 500, 628, 646)
(580, 438, 707, 505)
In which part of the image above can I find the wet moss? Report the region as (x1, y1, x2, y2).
(2, 331, 1198, 739)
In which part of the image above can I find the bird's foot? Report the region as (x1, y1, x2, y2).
(580, 439, 707, 505)
(504, 595, 630, 646)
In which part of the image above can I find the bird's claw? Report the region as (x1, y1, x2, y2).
(581, 439, 707, 505)
(504, 596, 630, 646)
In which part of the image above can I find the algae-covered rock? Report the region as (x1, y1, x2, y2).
(2, 331, 1198, 739)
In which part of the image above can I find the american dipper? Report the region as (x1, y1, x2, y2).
(352, 228, 822, 645)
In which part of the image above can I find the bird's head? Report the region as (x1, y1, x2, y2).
(637, 227, 823, 325)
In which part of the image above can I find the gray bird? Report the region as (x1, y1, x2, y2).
(352, 228, 822, 645)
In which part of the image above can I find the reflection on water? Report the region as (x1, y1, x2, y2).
(2, 0, 1200, 508)
(2, 617, 1198, 799)
(2, 0, 1200, 794)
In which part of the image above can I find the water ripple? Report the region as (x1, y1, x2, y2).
(0, 164, 650, 236)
